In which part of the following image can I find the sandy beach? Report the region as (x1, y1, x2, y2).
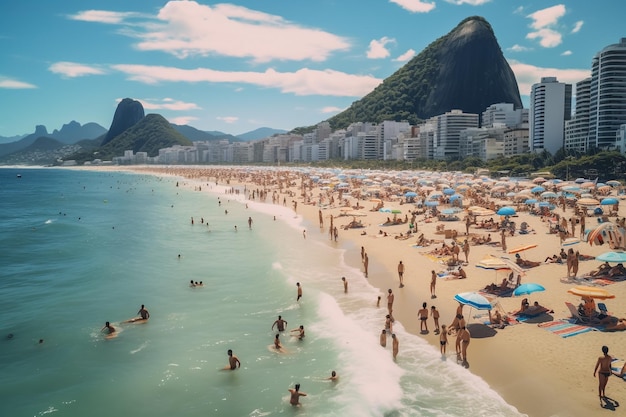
(81, 165, 626, 417)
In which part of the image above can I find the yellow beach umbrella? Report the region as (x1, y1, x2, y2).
(567, 286, 615, 300)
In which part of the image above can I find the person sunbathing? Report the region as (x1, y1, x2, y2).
(608, 263, 626, 278)
(515, 254, 541, 268)
(602, 316, 626, 332)
(448, 267, 467, 279)
(544, 254, 562, 264)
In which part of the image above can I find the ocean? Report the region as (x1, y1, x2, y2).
(0, 167, 525, 417)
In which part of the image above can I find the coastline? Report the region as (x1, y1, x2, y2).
(73, 165, 626, 417)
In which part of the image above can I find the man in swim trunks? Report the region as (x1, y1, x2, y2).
(296, 282, 302, 301)
(387, 289, 394, 314)
(101, 321, 115, 334)
(227, 349, 241, 370)
(418, 302, 429, 332)
(594, 345, 613, 398)
(291, 325, 305, 339)
(274, 334, 282, 350)
(458, 326, 470, 367)
(272, 315, 288, 332)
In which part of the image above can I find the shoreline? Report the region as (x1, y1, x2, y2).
(71, 165, 626, 417)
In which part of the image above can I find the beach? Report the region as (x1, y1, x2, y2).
(94, 164, 626, 417)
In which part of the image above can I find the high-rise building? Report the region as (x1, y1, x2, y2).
(529, 77, 572, 154)
(433, 110, 479, 160)
(564, 78, 591, 152)
(589, 38, 626, 151)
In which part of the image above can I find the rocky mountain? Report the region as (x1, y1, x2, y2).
(69, 114, 192, 163)
(237, 127, 287, 141)
(51, 121, 107, 144)
(327, 16, 522, 129)
(102, 98, 145, 145)
(0, 137, 81, 165)
(171, 124, 239, 142)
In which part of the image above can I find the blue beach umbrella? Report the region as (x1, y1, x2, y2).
(595, 251, 626, 263)
(425, 200, 439, 207)
(405, 191, 418, 198)
(449, 194, 463, 202)
(513, 283, 545, 297)
(454, 292, 492, 310)
(443, 188, 455, 195)
(601, 197, 618, 206)
(525, 198, 538, 204)
(531, 186, 545, 193)
(496, 206, 516, 216)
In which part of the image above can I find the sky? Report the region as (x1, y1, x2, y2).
(1, 0, 624, 137)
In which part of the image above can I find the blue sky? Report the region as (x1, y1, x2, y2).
(1, 0, 624, 136)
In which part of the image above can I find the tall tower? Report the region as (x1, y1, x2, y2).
(589, 38, 626, 151)
(529, 77, 572, 154)
(564, 78, 591, 152)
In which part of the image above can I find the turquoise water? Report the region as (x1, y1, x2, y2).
(0, 167, 525, 417)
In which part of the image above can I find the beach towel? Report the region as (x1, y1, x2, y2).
(537, 319, 595, 338)
(611, 359, 626, 380)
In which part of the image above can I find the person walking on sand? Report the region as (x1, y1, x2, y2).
(288, 383, 307, 406)
(430, 270, 437, 298)
(380, 329, 387, 347)
(462, 239, 470, 263)
(226, 349, 241, 370)
(418, 302, 429, 333)
(363, 253, 369, 278)
(397, 261, 405, 288)
(387, 289, 394, 314)
(296, 282, 302, 301)
(458, 326, 470, 367)
(341, 276, 348, 293)
(272, 315, 288, 332)
(500, 228, 507, 252)
(440, 324, 448, 355)
(392, 333, 399, 360)
(431, 305, 440, 334)
(594, 345, 613, 398)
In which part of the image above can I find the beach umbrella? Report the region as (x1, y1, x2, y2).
(540, 191, 558, 199)
(606, 180, 621, 187)
(425, 200, 439, 207)
(524, 198, 538, 205)
(574, 178, 587, 184)
(443, 188, 455, 195)
(476, 256, 525, 275)
(404, 191, 417, 198)
(449, 194, 463, 202)
(595, 251, 626, 263)
(601, 197, 618, 206)
(513, 283, 545, 297)
(567, 286, 615, 300)
(441, 208, 461, 215)
(531, 186, 545, 193)
(508, 244, 538, 254)
(562, 237, 580, 246)
(577, 198, 600, 206)
(454, 292, 492, 310)
(496, 206, 516, 216)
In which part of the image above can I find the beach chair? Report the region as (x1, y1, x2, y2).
(565, 301, 593, 324)
(598, 302, 609, 315)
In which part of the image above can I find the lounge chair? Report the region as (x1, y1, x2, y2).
(565, 301, 594, 324)
(598, 302, 609, 315)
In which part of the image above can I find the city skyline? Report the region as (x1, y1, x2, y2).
(1, 0, 624, 137)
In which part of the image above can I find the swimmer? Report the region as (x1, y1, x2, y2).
(290, 325, 305, 340)
(190, 280, 196, 287)
(137, 304, 150, 320)
(296, 282, 302, 301)
(341, 276, 348, 293)
(274, 334, 283, 350)
(226, 349, 241, 370)
(272, 315, 288, 332)
(326, 370, 339, 381)
(392, 333, 399, 360)
(288, 383, 307, 406)
(101, 321, 116, 338)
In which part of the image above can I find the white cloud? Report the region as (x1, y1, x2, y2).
(526, 28, 562, 48)
(507, 44, 532, 53)
(561, 50, 572, 56)
(513, 6, 524, 14)
(444, 0, 492, 5)
(527, 5, 566, 30)
(394, 49, 416, 62)
(508, 59, 590, 96)
(123, 1, 351, 63)
(571, 20, 584, 34)
(68, 10, 140, 24)
(0, 77, 37, 89)
(169, 116, 198, 125)
(526, 4, 566, 48)
(49, 62, 106, 78)
(321, 106, 344, 114)
(217, 116, 239, 124)
(111, 64, 382, 97)
(389, 0, 436, 13)
(367, 37, 395, 59)
(138, 98, 201, 111)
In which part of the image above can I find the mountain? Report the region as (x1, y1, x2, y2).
(68, 114, 192, 163)
(102, 98, 145, 145)
(0, 137, 81, 165)
(236, 127, 288, 141)
(0, 134, 27, 144)
(327, 16, 522, 129)
(50, 121, 107, 144)
(0, 125, 49, 157)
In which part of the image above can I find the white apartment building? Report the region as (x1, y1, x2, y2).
(459, 126, 506, 161)
(529, 77, 572, 154)
(503, 128, 530, 157)
(565, 78, 592, 152)
(433, 110, 479, 160)
(481, 103, 528, 128)
(589, 38, 626, 151)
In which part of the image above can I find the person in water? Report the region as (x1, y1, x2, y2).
(101, 321, 115, 334)
(288, 383, 307, 406)
(227, 349, 241, 370)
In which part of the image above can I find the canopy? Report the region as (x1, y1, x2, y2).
(601, 198, 618, 206)
(595, 251, 626, 263)
(567, 286, 615, 300)
(513, 283, 545, 297)
(476, 256, 525, 275)
(404, 191, 417, 198)
(496, 206, 516, 216)
(454, 292, 492, 310)
(577, 198, 600, 206)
